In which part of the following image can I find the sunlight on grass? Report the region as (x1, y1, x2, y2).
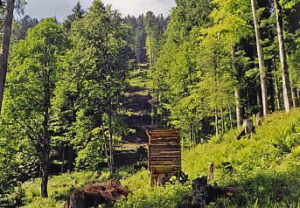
(20, 110, 300, 208)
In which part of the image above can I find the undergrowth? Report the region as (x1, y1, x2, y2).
(116, 110, 300, 208)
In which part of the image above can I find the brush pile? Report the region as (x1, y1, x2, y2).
(65, 179, 131, 208)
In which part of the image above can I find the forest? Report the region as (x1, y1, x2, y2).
(0, 0, 299, 207)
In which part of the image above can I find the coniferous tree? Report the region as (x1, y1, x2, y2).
(54, 0, 134, 175)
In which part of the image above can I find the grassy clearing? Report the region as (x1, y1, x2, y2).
(19, 110, 300, 208)
(18, 167, 133, 208)
(20, 171, 96, 208)
(126, 69, 152, 94)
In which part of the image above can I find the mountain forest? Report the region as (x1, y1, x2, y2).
(0, 0, 300, 207)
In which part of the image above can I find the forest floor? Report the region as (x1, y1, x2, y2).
(17, 110, 300, 207)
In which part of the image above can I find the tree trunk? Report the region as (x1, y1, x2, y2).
(190, 125, 194, 147)
(0, 0, 15, 115)
(257, 86, 262, 114)
(41, 116, 50, 198)
(231, 46, 243, 127)
(292, 88, 298, 108)
(251, 0, 269, 116)
(215, 108, 219, 136)
(221, 108, 225, 135)
(190, 125, 192, 145)
(297, 89, 300, 107)
(102, 122, 110, 170)
(274, 0, 292, 112)
(234, 87, 243, 127)
(108, 114, 115, 176)
(41, 154, 49, 198)
(61, 144, 65, 173)
(274, 75, 281, 110)
(228, 103, 233, 129)
(149, 31, 155, 128)
(155, 83, 160, 126)
(272, 57, 281, 110)
(269, 69, 275, 112)
(40, 68, 52, 198)
(196, 121, 200, 144)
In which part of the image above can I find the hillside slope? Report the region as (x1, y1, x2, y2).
(117, 110, 300, 208)
(19, 110, 300, 208)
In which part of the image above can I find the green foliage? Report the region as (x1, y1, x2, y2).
(0, 131, 19, 200)
(53, 0, 135, 171)
(3, 17, 67, 164)
(150, 0, 214, 139)
(116, 175, 189, 208)
(151, 0, 254, 139)
(0, 17, 68, 202)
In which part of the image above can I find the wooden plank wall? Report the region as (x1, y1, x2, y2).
(147, 130, 181, 174)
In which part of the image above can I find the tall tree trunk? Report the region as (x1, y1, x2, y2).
(274, 0, 292, 112)
(0, 0, 15, 115)
(251, 0, 269, 116)
(149, 31, 155, 128)
(41, 71, 51, 198)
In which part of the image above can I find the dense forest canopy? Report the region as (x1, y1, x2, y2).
(0, 0, 299, 207)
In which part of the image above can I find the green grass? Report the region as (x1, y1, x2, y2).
(19, 110, 300, 208)
(127, 69, 153, 93)
(19, 170, 113, 208)
(20, 171, 93, 207)
(117, 110, 300, 208)
(18, 167, 132, 208)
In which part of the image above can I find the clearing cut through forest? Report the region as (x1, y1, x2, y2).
(123, 66, 154, 146)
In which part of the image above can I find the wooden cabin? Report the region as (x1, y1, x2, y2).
(146, 129, 181, 186)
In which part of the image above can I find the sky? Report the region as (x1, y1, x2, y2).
(23, 0, 176, 21)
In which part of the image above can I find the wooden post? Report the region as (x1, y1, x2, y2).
(150, 168, 154, 186)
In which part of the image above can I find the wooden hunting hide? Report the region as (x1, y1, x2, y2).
(146, 130, 181, 186)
